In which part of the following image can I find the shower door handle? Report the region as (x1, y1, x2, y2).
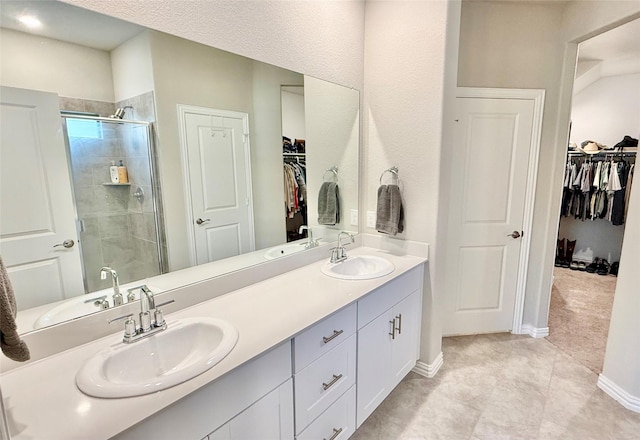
(196, 218, 211, 225)
(53, 239, 75, 249)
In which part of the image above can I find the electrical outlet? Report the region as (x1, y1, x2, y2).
(350, 209, 358, 226)
(366, 211, 376, 228)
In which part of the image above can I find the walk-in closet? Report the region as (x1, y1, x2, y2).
(548, 18, 639, 374)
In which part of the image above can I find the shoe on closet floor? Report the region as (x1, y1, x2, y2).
(561, 240, 576, 268)
(596, 259, 610, 276)
(577, 261, 587, 271)
(609, 261, 619, 276)
(555, 238, 566, 267)
(569, 260, 580, 270)
(586, 258, 599, 273)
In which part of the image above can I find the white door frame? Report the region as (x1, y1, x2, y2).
(177, 104, 255, 266)
(456, 87, 545, 334)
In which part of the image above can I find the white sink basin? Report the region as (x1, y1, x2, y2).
(264, 242, 308, 260)
(76, 317, 239, 398)
(321, 255, 395, 280)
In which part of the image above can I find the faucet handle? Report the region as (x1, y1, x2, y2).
(153, 300, 175, 327)
(108, 313, 137, 338)
(126, 284, 149, 303)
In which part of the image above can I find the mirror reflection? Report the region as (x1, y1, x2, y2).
(0, 0, 359, 335)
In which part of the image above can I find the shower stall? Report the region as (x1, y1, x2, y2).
(61, 115, 166, 293)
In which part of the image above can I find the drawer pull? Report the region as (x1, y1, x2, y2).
(395, 314, 402, 335)
(389, 320, 396, 339)
(322, 329, 344, 344)
(322, 373, 343, 391)
(324, 427, 343, 440)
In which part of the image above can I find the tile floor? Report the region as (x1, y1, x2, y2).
(351, 333, 640, 440)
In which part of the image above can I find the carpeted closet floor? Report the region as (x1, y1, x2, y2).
(546, 267, 617, 374)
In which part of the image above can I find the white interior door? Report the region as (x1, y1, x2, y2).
(443, 91, 541, 335)
(179, 105, 255, 265)
(0, 86, 84, 310)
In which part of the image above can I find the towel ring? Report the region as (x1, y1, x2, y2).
(322, 166, 339, 182)
(379, 166, 399, 184)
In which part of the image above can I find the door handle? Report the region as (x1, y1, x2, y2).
(195, 218, 210, 225)
(507, 231, 522, 239)
(53, 239, 75, 248)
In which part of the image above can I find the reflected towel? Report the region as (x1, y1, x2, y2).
(318, 182, 340, 225)
(0, 256, 30, 362)
(376, 184, 404, 235)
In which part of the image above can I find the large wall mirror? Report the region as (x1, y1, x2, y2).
(0, 0, 359, 336)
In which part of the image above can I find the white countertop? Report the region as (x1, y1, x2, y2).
(1, 246, 426, 440)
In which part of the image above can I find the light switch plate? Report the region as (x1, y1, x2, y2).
(350, 209, 358, 226)
(366, 211, 376, 228)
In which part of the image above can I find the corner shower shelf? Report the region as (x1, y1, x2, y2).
(102, 183, 131, 186)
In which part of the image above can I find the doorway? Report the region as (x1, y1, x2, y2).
(442, 88, 544, 336)
(178, 105, 255, 265)
(547, 19, 639, 374)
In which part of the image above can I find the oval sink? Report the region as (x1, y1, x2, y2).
(76, 317, 239, 398)
(264, 242, 308, 260)
(321, 255, 395, 280)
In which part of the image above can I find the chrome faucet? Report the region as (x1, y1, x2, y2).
(109, 285, 175, 343)
(100, 267, 123, 306)
(330, 232, 355, 263)
(299, 225, 319, 249)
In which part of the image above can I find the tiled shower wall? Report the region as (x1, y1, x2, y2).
(61, 92, 164, 292)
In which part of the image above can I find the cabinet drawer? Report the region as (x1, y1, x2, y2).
(358, 266, 423, 329)
(296, 385, 356, 440)
(294, 334, 356, 433)
(294, 302, 356, 372)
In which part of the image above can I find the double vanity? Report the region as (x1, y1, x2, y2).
(1, 244, 427, 439)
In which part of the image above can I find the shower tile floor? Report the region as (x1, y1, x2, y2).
(351, 334, 640, 440)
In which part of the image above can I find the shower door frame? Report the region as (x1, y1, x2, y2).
(61, 114, 167, 291)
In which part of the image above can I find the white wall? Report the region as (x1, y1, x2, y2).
(305, 76, 360, 236)
(601, 161, 640, 406)
(363, 0, 452, 364)
(250, 62, 304, 250)
(570, 74, 640, 148)
(111, 31, 155, 102)
(60, 0, 365, 92)
(281, 89, 306, 142)
(0, 28, 114, 102)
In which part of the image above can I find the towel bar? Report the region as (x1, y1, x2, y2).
(322, 166, 339, 182)
(379, 166, 399, 184)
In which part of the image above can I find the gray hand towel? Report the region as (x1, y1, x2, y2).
(318, 182, 340, 225)
(376, 184, 404, 235)
(0, 256, 30, 362)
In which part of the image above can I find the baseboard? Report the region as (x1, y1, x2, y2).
(412, 352, 443, 378)
(597, 374, 640, 413)
(521, 324, 549, 338)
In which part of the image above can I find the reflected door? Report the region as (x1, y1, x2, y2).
(443, 95, 535, 335)
(179, 106, 255, 265)
(0, 86, 84, 309)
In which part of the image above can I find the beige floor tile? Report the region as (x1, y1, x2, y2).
(353, 334, 640, 440)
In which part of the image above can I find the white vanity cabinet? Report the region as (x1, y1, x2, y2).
(207, 379, 294, 440)
(293, 303, 357, 439)
(356, 267, 423, 427)
(114, 342, 294, 440)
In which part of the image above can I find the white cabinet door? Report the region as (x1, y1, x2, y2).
(210, 379, 294, 440)
(356, 308, 394, 426)
(390, 290, 421, 388)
